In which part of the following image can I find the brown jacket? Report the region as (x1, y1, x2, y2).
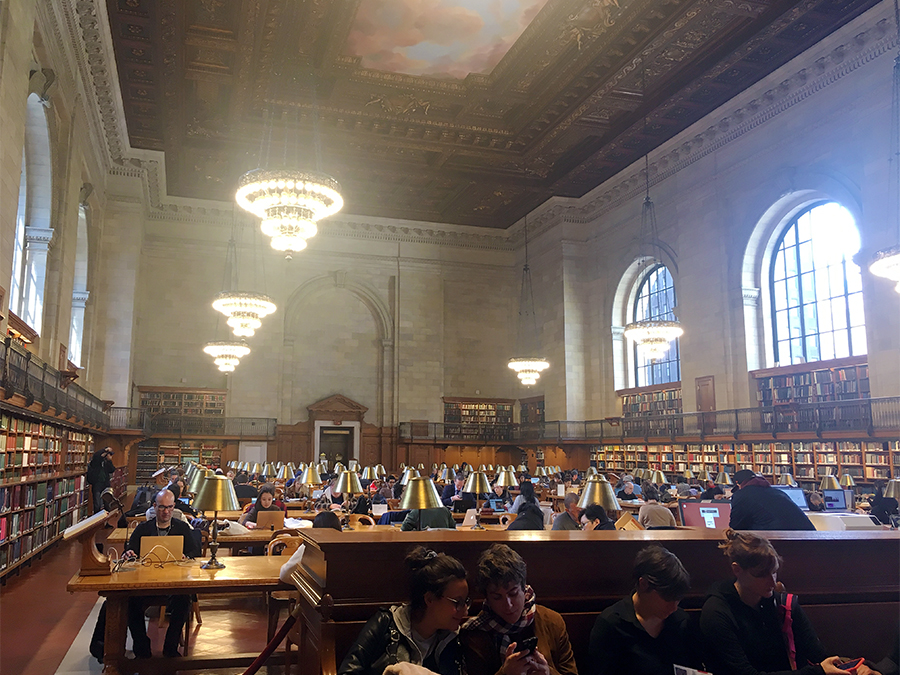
(461, 605, 578, 675)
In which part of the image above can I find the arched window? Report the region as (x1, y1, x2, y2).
(68, 204, 90, 367)
(633, 264, 680, 386)
(770, 202, 866, 365)
(10, 147, 27, 314)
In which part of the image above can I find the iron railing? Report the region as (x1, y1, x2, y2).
(0, 337, 109, 428)
(148, 415, 277, 438)
(399, 396, 900, 443)
(109, 407, 150, 432)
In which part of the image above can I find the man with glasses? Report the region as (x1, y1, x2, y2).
(122, 489, 201, 658)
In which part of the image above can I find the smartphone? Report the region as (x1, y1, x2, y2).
(517, 636, 538, 654)
(837, 658, 864, 671)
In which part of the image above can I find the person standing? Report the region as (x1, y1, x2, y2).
(729, 470, 815, 531)
(87, 447, 115, 513)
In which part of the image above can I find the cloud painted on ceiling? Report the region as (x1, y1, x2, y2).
(346, 0, 550, 78)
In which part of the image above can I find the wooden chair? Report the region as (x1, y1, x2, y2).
(499, 513, 517, 527)
(238, 497, 253, 509)
(386, 499, 400, 510)
(348, 514, 375, 527)
(266, 531, 304, 641)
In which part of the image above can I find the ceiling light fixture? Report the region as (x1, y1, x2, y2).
(508, 215, 549, 386)
(869, 0, 900, 294)
(203, 341, 251, 373)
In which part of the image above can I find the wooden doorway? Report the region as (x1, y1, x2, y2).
(319, 427, 352, 467)
(696, 376, 716, 434)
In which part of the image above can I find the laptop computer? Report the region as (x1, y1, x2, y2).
(822, 489, 853, 512)
(255, 510, 286, 530)
(372, 503, 388, 517)
(773, 485, 809, 510)
(487, 498, 505, 512)
(678, 501, 731, 529)
(139, 535, 184, 563)
(461, 509, 478, 527)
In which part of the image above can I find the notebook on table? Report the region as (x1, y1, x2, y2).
(255, 510, 286, 531)
(139, 535, 184, 562)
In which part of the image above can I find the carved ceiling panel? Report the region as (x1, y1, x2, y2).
(105, 0, 880, 228)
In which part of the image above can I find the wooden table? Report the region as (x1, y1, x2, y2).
(67, 556, 290, 675)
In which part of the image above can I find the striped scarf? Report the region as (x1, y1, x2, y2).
(464, 585, 537, 654)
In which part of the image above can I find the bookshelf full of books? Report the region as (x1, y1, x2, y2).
(442, 398, 514, 440)
(138, 386, 227, 417)
(752, 356, 870, 406)
(0, 412, 92, 579)
(618, 384, 683, 436)
(607, 440, 897, 485)
(134, 440, 224, 483)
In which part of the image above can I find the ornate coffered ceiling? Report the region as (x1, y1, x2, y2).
(105, 0, 880, 228)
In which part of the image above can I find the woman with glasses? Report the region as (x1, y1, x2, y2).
(339, 547, 468, 675)
(589, 545, 699, 675)
(462, 544, 577, 675)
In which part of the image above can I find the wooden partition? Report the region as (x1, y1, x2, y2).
(289, 530, 899, 675)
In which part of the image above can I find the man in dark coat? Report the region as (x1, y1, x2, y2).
(87, 447, 116, 513)
(729, 469, 815, 531)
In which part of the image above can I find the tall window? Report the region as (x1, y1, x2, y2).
(770, 202, 866, 365)
(10, 148, 27, 314)
(633, 264, 680, 386)
(69, 204, 90, 367)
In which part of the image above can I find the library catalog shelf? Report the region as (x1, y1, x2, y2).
(400, 396, 900, 442)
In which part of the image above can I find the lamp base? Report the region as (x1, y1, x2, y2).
(201, 559, 226, 570)
(201, 522, 225, 569)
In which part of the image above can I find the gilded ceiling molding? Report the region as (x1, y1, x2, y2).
(572, 11, 896, 224)
(321, 220, 514, 252)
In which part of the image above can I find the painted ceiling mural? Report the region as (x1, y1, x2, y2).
(345, 0, 551, 78)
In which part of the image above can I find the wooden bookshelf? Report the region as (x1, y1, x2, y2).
(519, 396, 545, 424)
(752, 356, 869, 406)
(138, 386, 227, 417)
(135, 439, 223, 483)
(442, 397, 514, 440)
(0, 411, 92, 580)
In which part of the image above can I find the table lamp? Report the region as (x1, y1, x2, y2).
(276, 465, 293, 482)
(399, 463, 407, 471)
(839, 473, 856, 488)
(262, 463, 276, 479)
(349, 459, 359, 471)
(187, 467, 212, 496)
(715, 471, 733, 486)
(632, 468, 644, 480)
(333, 462, 346, 475)
(682, 469, 695, 480)
(487, 464, 495, 473)
(495, 469, 517, 488)
(398, 477, 444, 525)
(586, 466, 598, 477)
(334, 470, 364, 527)
(577, 475, 619, 513)
(438, 467, 453, 482)
(452, 464, 460, 472)
(375, 464, 386, 478)
(250, 462, 264, 477)
(778, 473, 798, 487)
(463, 471, 492, 530)
(400, 467, 420, 485)
(697, 469, 712, 482)
(299, 465, 322, 512)
(193, 475, 240, 569)
(478, 464, 487, 472)
(417, 463, 425, 470)
(884, 479, 900, 500)
(360, 466, 377, 480)
(516, 464, 527, 473)
(819, 474, 840, 491)
(534, 466, 547, 478)
(650, 470, 667, 485)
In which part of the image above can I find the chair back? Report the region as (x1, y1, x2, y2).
(268, 534, 304, 556)
(126, 516, 145, 532)
(238, 497, 254, 509)
(348, 514, 375, 527)
(386, 499, 400, 510)
(499, 513, 517, 527)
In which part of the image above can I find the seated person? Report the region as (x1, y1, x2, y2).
(507, 503, 545, 531)
(806, 491, 826, 512)
(239, 484, 285, 528)
(510, 481, 539, 515)
(312, 510, 342, 531)
(569, 470, 581, 486)
(380, 476, 398, 501)
(402, 507, 457, 531)
(589, 545, 699, 675)
(637, 485, 677, 529)
(462, 544, 577, 675)
(551, 493, 582, 530)
(491, 483, 513, 510)
(233, 473, 258, 499)
(870, 484, 899, 525)
(441, 473, 476, 511)
(123, 489, 201, 658)
(616, 481, 640, 501)
(339, 547, 468, 675)
(621, 476, 642, 496)
(700, 479, 725, 500)
(580, 504, 615, 531)
(700, 529, 862, 675)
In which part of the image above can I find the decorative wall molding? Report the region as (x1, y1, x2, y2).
(742, 287, 761, 307)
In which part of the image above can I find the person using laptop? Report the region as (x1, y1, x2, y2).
(123, 489, 201, 658)
(240, 484, 286, 528)
(729, 470, 815, 531)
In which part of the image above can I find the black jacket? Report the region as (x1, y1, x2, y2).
(700, 579, 826, 675)
(87, 452, 115, 488)
(507, 504, 545, 530)
(126, 518, 202, 558)
(339, 606, 464, 675)
(730, 483, 815, 531)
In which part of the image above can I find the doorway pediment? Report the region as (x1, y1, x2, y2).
(307, 394, 369, 421)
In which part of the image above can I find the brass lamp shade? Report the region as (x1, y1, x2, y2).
(534, 466, 547, 477)
(494, 470, 517, 488)
(778, 473, 798, 487)
(632, 468, 644, 480)
(839, 473, 856, 488)
(438, 468, 453, 482)
(349, 460, 359, 470)
(276, 465, 293, 481)
(432, 463, 439, 472)
(333, 462, 346, 475)
(335, 470, 364, 495)
(250, 463, 264, 476)
(400, 463, 406, 470)
(577, 476, 619, 511)
(463, 471, 491, 495)
(400, 468, 420, 486)
(317, 463, 328, 475)
(193, 475, 241, 512)
(651, 470, 667, 485)
(683, 470, 695, 479)
(715, 472, 733, 486)
(375, 464, 386, 477)
(478, 464, 487, 472)
(452, 464, 460, 471)
(262, 463, 276, 477)
(399, 477, 444, 510)
(187, 468, 212, 495)
(517, 464, 528, 473)
(697, 470, 712, 482)
(819, 475, 840, 491)
(417, 463, 425, 470)
(361, 466, 377, 480)
(883, 479, 900, 500)
(586, 466, 598, 477)
(299, 465, 322, 486)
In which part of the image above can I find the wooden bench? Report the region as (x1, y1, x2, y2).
(289, 529, 900, 675)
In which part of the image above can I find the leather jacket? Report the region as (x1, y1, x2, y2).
(339, 606, 465, 675)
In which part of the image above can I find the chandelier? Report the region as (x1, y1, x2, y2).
(212, 291, 276, 338)
(203, 341, 251, 372)
(508, 217, 549, 386)
(624, 320, 684, 360)
(869, 3, 900, 294)
(235, 168, 343, 256)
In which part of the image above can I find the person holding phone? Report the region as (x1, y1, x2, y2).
(462, 544, 577, 675)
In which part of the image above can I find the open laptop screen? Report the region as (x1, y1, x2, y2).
(678, 501, 731, 529)
(773, 486, 809, 511)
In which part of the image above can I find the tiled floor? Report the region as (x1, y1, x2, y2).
(0, 536, 288, 675)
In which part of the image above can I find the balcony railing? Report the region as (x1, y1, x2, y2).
(0, 337, 109, 429)
(148, 415, 277, 438)
(399, 396, 900, 443)
(109, 407, 150, 432)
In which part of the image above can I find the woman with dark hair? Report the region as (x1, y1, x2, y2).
(506, 503, 545, 531)
(312, 510, 342, 531)
(700, 529, 851, 675)
(339, 547, 469, 675)
(510, 481, 537, 515)
(462, 544, 576, 675)
(589, 545, 699, 675)
(240, 484, 285, 527)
